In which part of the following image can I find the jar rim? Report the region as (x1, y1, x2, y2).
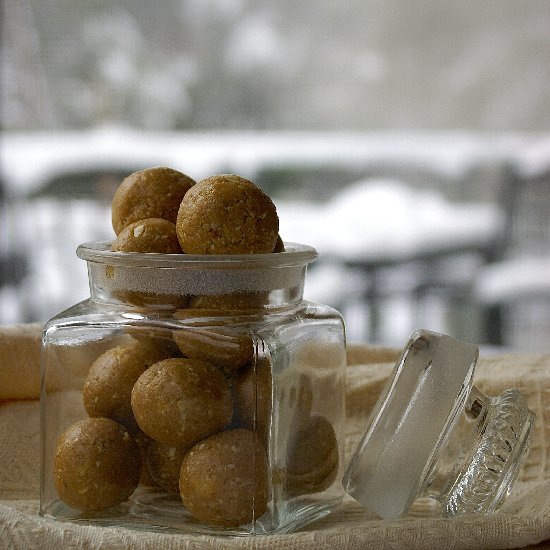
(76, 241, 318, 269)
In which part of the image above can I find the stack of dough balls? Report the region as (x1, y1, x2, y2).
(110, 168, 280, 255)
(53, 167, 278, 527)
(53, 166, 337, 528)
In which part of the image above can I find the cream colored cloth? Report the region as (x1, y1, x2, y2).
(1, 326, 549, 549)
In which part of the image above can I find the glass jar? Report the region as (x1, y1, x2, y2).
(40, 241, 347, 535)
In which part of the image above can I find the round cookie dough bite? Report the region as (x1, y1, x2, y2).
(113, 288, 189, 309)
(131, 358, 233, 447)
(111, 218, 182, 254)
(82, 339, 172, 434)
(110, 217, 187, 306)
(112, 167, 195, 235)
(123, 325, 183, 358)
(273, 234, 285, 253)
(179, 428, 269, 528)
(172, 308, 254, 376)
(134, 430, 157, 487)
(54, 417, 141, 512)
(176, 174, 279, 254)
(232, 356, 273, 443)
(189, 291, 268, 311)
(146, 441, 191, 494)
(284, 413, 339, 496)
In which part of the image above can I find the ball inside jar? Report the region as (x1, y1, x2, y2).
(172, 309, 254, 376)
(179, 428, 268, 527)
(146, 440, 190, 494)
(111, 218, 182, 254)
(284, 414, 339, 496)
(82, 340, 170, 434)
(131, 358, 233, 447)
(232, 356, 272, 443)
(54, 417, 141, 511)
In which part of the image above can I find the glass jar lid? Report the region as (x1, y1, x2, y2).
(343, 329, 535, 520)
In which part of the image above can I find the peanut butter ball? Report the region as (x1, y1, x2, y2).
(232, 356, 272, 442)
(284, 414, 338, 496)
(134, 431, 157, 487)
(131, 358, 232, 447)
(179, 429, 268, 528)
(123, 326, 183, 358)
(112, 167, 195, 235)
(54, 417, 141, 511)
(111, 218, 182, 254)
(146, 441, 190, 494)
(112, 288, 189, 309)
(273, 235, 285, 253)
(82, 340, 171, 433)
(172, 309, 254, 375)
(189, 292, 268, 311)
(176, 174, 279, 254)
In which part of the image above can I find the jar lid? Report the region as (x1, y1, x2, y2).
(343, 329, 479, 519)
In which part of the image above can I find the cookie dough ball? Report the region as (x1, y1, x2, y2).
(176, 174, 279, 254)
(173, 309, 254, 375)
(287, 375, 314, 423)
(54, 417, 141, 511)
(134, 431, 157, 487)
(44, 332, 135, 393)
(284, 414, 339, 496)
(232, 357, 272, 442)
(273, 235, 285, 253)
(179, 429, 268, 527)
(111, 218, 182, 254)
(82, 340, 171, 433)
(124, 326, 183, 358)
(189, 292, 268, 311)
(131, 358, 232, 447)
(113, 288, 189, 309)
(112, 167, 195, 235)
(146, 441, 190, 494)
(107, 265, 189, 308)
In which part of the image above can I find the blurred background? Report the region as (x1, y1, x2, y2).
(1, 0, 549, 350)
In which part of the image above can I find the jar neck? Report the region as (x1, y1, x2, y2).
(79, 241, 316, 311)
(420, 386, 535, 516)
(87, 265, 307, 311)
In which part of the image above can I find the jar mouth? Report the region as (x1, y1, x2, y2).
(77, 241, 318, 269)
(78, 241, 317, 304)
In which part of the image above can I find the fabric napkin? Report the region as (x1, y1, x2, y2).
(1, 326, 549, 549)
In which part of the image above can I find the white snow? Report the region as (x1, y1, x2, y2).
(278, 179, 503, 261)
(475, 256, 550, 304)
(3, 128, 547, 198)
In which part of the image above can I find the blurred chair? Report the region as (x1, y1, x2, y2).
(476, 143, 550, 351)
(308, 174, 502, 346)
(340, 240, 496, 345)
(0, 179, 27, 287)
(29, 167, 137, 203)
(4, 167, 132, 323)
(0, 180, 28, 323)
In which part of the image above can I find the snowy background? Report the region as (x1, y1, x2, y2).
(3, 0, 550, 132)
(1, 1, 549, 351)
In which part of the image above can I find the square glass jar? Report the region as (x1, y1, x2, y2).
(40, 241, 347, 535)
